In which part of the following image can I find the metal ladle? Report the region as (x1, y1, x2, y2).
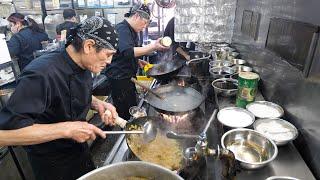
(103, 110, 157, 142)
(103, 120, 157, 143)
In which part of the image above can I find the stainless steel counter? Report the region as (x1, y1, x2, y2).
(209, 92, 316, 180)
(102, 80, 316, 180)
(237, 143, 315, 179)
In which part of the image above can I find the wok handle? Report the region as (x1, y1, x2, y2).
(104, 110, 127, 128)
(103, 130, 144, 134)
(130, 78, 164, 100)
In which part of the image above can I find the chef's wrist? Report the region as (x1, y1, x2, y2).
(149, 42, 157, 51)
(56, 122, 72, 139)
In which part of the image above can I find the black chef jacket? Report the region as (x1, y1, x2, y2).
(56, 21, 78, 36)
(7, 27, 49, 70)
(103, 20, 139, 79)
(0, 48, 93, 154)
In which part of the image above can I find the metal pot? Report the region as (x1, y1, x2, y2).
(209, 66, 235, 79)
(211, 78, 238, 97)
(209, 60, 233, 68)
(187, 51, 211, 77)
(78, 161, 183, 180)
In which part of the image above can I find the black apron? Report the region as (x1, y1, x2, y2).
(27, 144, 95, 180)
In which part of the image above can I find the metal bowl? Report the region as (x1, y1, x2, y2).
(227, 52, 240, 60)
(209, 60, 233, 68)
(78, 161, 183, 180)
(217, 107, 255, 128)
(232, 65, 252, 73)
(232, 59, 246, 65)
(211, 78, 238, 97)
(221, 128, 278, 170)
(209, 66, 235, 79)
(246, 101, 284, 119)
(253, 118, 298, 146)
(265, 176, 300, 180)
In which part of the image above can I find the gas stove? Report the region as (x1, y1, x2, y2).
(103, 78, 225, 180)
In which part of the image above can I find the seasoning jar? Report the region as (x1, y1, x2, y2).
(160, 36, 172, 47)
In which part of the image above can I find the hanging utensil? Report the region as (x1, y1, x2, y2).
(131, 78, 164, 100)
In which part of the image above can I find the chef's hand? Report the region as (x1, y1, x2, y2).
(153, 38, 170, 51)
(63, 121, 106, 143)
(99, 102, 118, 126)
(91, 96, 118, 126)
(138, 59, 149, 68)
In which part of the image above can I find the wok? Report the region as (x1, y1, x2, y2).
(146, 59, 185, 82)
(144, 84, 204, 113)
(78, 161, 183, 180)
(125, 116, 204, 171)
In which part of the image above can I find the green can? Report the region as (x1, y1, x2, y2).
(236, 72, 260, 108)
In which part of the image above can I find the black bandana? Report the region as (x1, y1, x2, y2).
(68, 16, 119, 50)
(125, 3, 151, 20)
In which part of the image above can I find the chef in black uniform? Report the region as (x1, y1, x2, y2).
(56, 9, 78, 37)
(104, 3, 168, 120)
(0, 16, 119, 180)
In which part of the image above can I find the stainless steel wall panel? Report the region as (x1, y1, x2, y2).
(232, 1, 320, 178)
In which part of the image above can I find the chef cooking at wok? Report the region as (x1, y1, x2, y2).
(0, 16, 120, 180)
(103, 3, 169, 120)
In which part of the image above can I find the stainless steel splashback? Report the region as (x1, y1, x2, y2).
(174, 0, 236, 43)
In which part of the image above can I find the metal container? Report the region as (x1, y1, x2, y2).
(253, 118, 298, 146)
(227, 52, 240, 60)
(209, 60, 233, 68)
(221, 128, 278, 170)
(78, 161, 183, 180)
(188, 51, 210, 77)
(246, 101, 284, 119)
(217, 107, 255, 128)
(209, 66, 235, 79)
(236, 72, 260, 108)
(232, 65, 253, 73)
(211, 78, 238, 97)
(231, 59, 246, 65)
